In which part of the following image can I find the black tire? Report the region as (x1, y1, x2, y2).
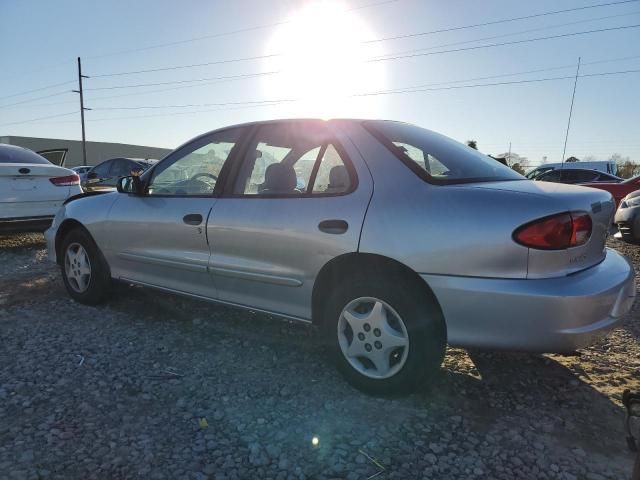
(60, 227, 113, 305)
(322, 272, 446, 395)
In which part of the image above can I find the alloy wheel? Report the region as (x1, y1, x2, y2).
(337, 297, 410, 379)
(64, 243, 92, 293)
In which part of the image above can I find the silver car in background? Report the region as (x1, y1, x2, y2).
(45, 119, 635, 393)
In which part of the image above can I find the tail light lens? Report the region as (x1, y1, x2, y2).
(49, 174, 80, 186)
(513, 211, 592, 250)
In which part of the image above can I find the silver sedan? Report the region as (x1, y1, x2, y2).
(45, 119, 636, 393)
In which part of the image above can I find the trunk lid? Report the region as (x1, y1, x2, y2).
(466, 180, 615, 278)
(0, 163, 74, 203)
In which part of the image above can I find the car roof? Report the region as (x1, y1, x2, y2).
(171, 118, 396, 155)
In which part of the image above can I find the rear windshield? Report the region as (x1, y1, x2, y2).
(363, 121, 523, 185)
(0, 146, 52, 165)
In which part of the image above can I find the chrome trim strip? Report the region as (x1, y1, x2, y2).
(210, 266, 303, 287)
(117, 252, 208, 273)
(119, 277, 312, 324)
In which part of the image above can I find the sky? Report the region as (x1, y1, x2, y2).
(1, 0, 639, 167)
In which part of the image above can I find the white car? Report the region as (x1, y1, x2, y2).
(0, 144, 82, 233)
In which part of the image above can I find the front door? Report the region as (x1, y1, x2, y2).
(103, 127, 246, 298)
(208, 121, 373, 320)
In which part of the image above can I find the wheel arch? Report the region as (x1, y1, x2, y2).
(55, 219, 93, 265)
(311, 252, 444, 327)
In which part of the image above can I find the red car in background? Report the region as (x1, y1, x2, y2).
(581, 175, 640, 207)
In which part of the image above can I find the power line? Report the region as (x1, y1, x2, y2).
(0, 80, 76, 101)
(88, 68, 640, 112)
(365, 0, 639, 43)
(0, 111, 78, 127)
(0, 91, 73, 109)
(10, 67, 639, 126)
(85, 0, 639, 73)
(79, 51, 640, 105)
(8, 51, 640, 113)
(85, 70, 279, 91)
(371, 24, 640, 63)
(85, 0, 401, 61)
(373, 10, 640, 58)
(88, 23, 640, 78)
(375, 53, 640, 94)
(83, 12, 638, 92)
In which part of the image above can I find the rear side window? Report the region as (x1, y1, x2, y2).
(233, 121, 354, 196)
(364, 121, 523, 185)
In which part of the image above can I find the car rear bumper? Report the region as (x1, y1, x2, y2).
(421, 248, 636, 352)
(0, 216, 54, 234)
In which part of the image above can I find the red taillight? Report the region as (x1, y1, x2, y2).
(513, 211, 592, 250)
(49, 174, 80, 186)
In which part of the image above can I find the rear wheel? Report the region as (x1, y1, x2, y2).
(324, 274, 446, 394)
(60, 228, 112, 305)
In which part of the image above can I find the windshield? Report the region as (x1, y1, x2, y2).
(525, 167, 552, 179)
(364, 121, 523, 185)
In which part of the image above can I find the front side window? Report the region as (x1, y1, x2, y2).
(234, 122, 353, 196)
(109, 159, 134, 178)
(148, 128, 242, 196)
(90, 160, 112, 177)
(364, 121, 523, 185)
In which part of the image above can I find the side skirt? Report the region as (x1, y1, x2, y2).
(119, 276, 313, 325)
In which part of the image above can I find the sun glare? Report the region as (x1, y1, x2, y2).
(263, 1, 386, 118)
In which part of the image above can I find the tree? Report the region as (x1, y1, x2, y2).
(466, 140, 478, 150)
(511, 163, 526, 175)
(495, 151, 528, 175)
(606, 153, 638, 178)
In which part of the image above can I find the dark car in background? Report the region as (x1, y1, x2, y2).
(83, 158, 157, 192)
(615, 189, 640, 243)
(534, 168, 622, 185)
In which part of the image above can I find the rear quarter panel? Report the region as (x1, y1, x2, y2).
(346, 124, 534, 279)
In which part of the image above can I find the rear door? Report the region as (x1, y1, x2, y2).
(103, 127, 246, 298)
(207, 120, 373, 320)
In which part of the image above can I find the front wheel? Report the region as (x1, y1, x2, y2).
(324, 275, 446, 394)
(60, 228, 113, 305)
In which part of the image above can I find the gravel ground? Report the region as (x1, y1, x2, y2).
(0, 233, 638, 480)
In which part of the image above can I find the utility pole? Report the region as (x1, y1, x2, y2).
(72, 57, 90, 166)
(561, 57, 581, 166)
(507, 142, 512, 166)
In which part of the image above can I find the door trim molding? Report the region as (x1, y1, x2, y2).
(210, 266, 303, 287)
(117, 252, 208, 273)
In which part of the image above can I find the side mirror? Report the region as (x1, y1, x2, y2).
(117, 176, 143, 194)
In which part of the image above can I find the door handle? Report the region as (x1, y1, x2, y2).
(183, 214, 203, 226)
(318, 219, 348, 234)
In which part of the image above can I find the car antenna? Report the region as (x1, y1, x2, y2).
(560, 57, 581, 174)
